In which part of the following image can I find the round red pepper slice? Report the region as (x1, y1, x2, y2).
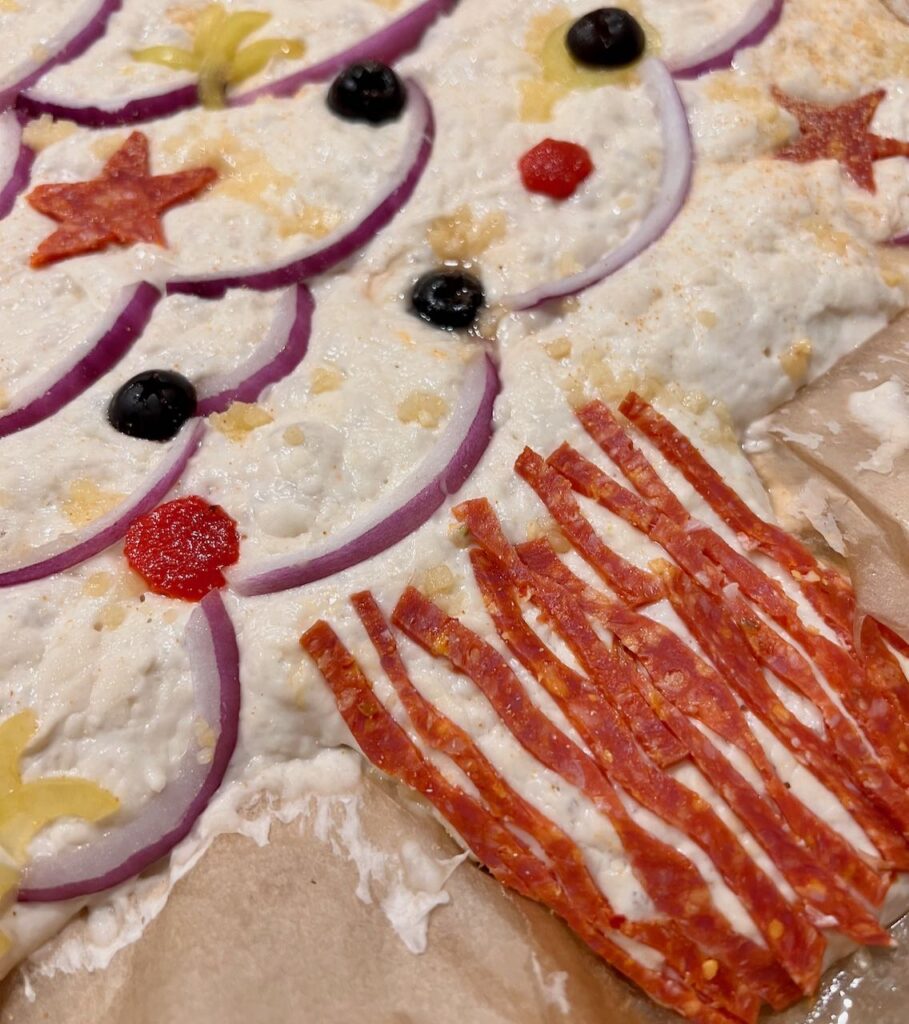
(125, 495, 240, 602)
(519, 139, 594, 200)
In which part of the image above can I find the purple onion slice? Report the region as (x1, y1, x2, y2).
(19, 0, 457, 128)
(166, 80, 434, 298)
(667, 0, 784, 79)
(0, 0, 122, 111)
(230, 352, 500, 597)
(0, 419, 205, 589)
(195, 284, 314, 416)
(0, 110, 34, 219)
(19, 590, 241, 902)
(0, 281, 160, 439)
(501, 60, 693, 313)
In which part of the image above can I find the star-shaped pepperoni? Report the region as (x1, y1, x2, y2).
(26, 132, 218, 268)
(772, 87, 909, 193)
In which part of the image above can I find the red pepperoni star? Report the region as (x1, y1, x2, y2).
(772, 87, 909, 193)
(26, 131, 218, 268)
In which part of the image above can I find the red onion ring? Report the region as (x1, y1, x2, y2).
(667, 0, 784, 79)
(0, 419, 205, 589)
(0, 0, 122, 111)
(166, 80, 434, 299)
(19, 0, 457, 128)
(501, 60, 693, 313)
(19, 590, 241, 902)
(231, 352, 500, 597)
(0, 111, 34, 219)
(0, 281, 160, 439)
(195, 284, 314, 416)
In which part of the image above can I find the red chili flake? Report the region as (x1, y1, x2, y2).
(26, 131, 217, 269)
(519, 138, 594, 199)
(124, 495, 239, 601)
(772, 88, 909, 193)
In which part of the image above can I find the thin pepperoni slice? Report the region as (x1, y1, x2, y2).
(513, 448, 683, 768)
(618, 392, 856, 641)
(514, 447, 663, 608)
(449, 500, 817, 1001)
(350, 591, 758, 1023)
(575, 403, 909, 852)
(393, 580, 804, 1008)
(300, 622, 737, 1024)
(547, 442, 904, 882)
(516, 537, 889, 939)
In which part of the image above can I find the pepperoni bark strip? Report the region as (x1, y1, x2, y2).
(515, 538, 890, 937)
(513, 447, 662, 608)
(573, 405, 909, 846)
(450, 501, 818, 999)
(455, 494, 684, 773)
(546, 443, 908, 876)
(350, 592, 757, 1022)
(299, 623, 734, 1024)
(392, 582, 805, 1007)
(617, 392, 856, 641)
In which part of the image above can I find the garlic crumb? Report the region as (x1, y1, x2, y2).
(21, 115, 77, 152)
(779, 338, 813, 383)
(428, 205, 507, 262)
(527, 518, 571, 555)
(61, 479, 124, 527)
(209, 401, 274, 441)
(416, 564, 457, 597)
(283, 424, 306, 446)
(545, 337, 572, 360)
(311, 366, 344, 394)
(397, 391, 448, 429)
(83, 572, 114, 598)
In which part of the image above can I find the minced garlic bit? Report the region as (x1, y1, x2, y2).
(277, 203, 342, 240)
(21, 114, 77, 152)
(283, 424, 306, 446)
(83, 572, 114, 598)
(95, 603, 127, 631)
(448, 522, 472, 549)
(701, 960, 719, 981)
(0, 0, 21, 11)
(696, 309, 718, 329)
(369, 0, 402, 9)
(415, 564, 457, 598)
(767, 919, 785, 941)
(397, 391, 448, 429)
(545, 337, 573, 361)
(61, 479, 124, 527)
(209, 401, 274, 441)
(311, 365, 344, 394)
(779, 338, 813, 383)
(527, 518, 571, 555)
(427, 205, 507, 263)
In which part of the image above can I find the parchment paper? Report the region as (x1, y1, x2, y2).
(5, 315, 909, 1023)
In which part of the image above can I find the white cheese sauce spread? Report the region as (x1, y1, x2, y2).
(0, 0, 907, 1001)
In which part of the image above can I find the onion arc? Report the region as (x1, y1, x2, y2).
(0, 0, 122, 112)
(0, 111, 34, 220)
(19, 590, 241, 902)
(166, 80, 434, 298)
(666, 0, 784, 79)
(0, 419, 204, 589)
(230, 352, 500, 597)
(195, 284, 314, 416)
(502, 60, 693, 313)
(0, 282, 161, 440)
(18, 0, 458, 128)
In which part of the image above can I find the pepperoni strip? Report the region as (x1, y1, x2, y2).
(514, 447, 662, 608)
(547, 442, 906, 878)
(515, 537, 889, 940)
(618, 392, 857, 639)
(450, 499, 818, 1001)
(575, 402, 909, 847)
(299, 622, 735, 1024)
(350, 591, 757, 1023)
(392, 581, 804, 1008)
(513, 448, 684, 769)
